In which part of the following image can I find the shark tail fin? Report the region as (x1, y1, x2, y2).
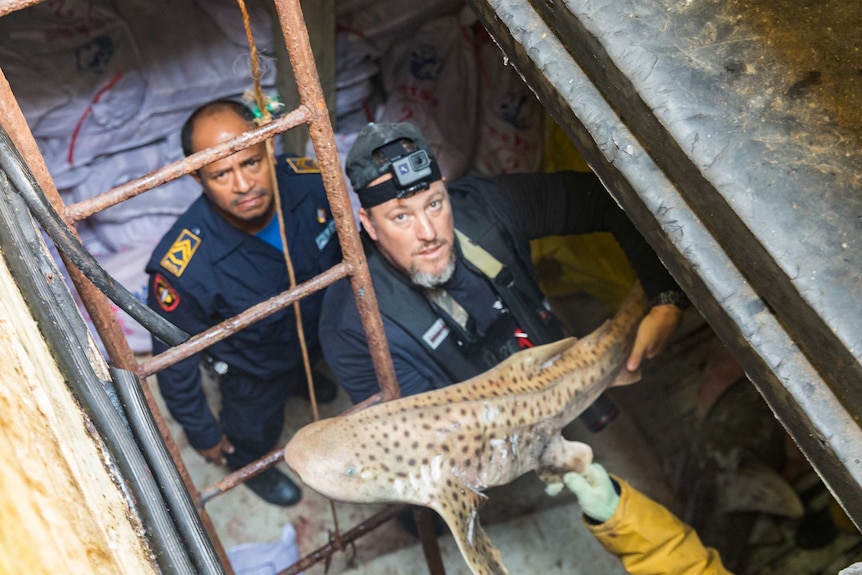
(430, 485, 509, 575)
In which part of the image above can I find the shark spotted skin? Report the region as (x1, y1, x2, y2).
(285, 283, 648, 575)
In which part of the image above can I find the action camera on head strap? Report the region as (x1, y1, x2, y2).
(355, 135, 442, 208)
(378, 139, 434, 197)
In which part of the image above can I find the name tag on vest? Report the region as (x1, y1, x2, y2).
(315, 220, 336, 250)
(422, 318, 450, 350)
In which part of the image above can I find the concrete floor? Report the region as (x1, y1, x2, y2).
(338, 402, 681, 575)
(339, 503, 627, 575)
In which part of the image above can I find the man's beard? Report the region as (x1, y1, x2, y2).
(409, 247, 456, 289)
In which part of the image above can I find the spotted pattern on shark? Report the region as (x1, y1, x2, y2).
(285, 283, 648, 574)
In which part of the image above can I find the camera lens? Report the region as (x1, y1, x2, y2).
(410, 151, 429, 169)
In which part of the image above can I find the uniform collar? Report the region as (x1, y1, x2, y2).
(275, 155, 311, 212)
(202, 185, 298, 262)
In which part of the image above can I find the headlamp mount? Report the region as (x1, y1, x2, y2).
(358, 139, 441, 208)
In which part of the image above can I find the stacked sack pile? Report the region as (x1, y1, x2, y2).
(0, 0, 278, 353)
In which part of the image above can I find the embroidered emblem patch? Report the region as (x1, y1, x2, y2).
(153, 273, 180, 312)
(422, 317, 450, 350)
(284, 157, 320, 174)
(160, 229, 201, 277)
(316, 207, 327, 224)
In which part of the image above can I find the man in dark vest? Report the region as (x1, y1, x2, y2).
(319, 121, 688, 424)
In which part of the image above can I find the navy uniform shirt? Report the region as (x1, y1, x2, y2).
(145, 156, 341, 450)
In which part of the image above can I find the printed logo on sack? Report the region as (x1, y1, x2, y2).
(75, 35, 115, 74)
(422, 318, 450, 350)
(160, 229, 201, 277)
(153, 273, 180, 312)
(409, 45, 442, 81)
(501, 92, 531, 130)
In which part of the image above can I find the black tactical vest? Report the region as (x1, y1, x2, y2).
(365, 185, 566, 383)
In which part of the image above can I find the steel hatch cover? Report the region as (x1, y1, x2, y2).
(468, 0, 862, 527)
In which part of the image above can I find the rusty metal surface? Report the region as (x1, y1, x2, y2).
(64, 107, 309, 223)
(279, 504, 409, 575)
(0, 0, 42, 19)
(139, 262, 352, 378)
(200, 447, 287, 506)
(415, 508, 446, 575)
(271, 0, 402, 403)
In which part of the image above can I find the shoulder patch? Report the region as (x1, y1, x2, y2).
(153, 273, 180, 312)
(160, 229, 201, 277)
(284, 157, 320, 174)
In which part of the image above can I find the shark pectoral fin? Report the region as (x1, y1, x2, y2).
(611, 366, 642, 387)
(429, 485, 508, 575)
(536, 436, 594, 485)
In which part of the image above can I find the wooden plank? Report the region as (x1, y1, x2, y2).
(0, 257, 157, 574)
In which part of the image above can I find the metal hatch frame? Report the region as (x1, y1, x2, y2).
(466, 0, 862, 529)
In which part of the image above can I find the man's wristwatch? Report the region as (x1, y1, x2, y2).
(648, 289, 691, 310)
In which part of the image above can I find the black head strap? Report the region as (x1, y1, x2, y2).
(357, 160, 442, 208)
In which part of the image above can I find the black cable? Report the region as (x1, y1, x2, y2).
(0, 170, 197, 574)
(112, 367, 226, 575)
(0, 125, 189, 347)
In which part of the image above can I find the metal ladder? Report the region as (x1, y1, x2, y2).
(0, 0, 445, 572)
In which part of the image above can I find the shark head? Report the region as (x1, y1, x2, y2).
(285, 416, 395, 503)
(286, 405, 454, 507)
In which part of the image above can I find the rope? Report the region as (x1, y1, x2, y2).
(235, 0, 323, 422)
(235, 0, 346, 551)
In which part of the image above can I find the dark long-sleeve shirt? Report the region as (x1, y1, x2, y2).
(320, 171, 677, 404)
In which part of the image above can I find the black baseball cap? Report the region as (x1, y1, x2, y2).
(345, 122, 441, 208)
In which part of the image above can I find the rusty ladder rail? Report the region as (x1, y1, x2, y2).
(0, 0, 445, 573)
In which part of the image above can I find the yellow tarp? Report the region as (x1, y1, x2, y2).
(531, 120, 636, 312)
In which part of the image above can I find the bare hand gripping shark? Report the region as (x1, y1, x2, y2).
(285, 283, 648, 575)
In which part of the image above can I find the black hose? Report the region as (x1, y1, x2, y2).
(112, 367, 226, 575)
(0, 125, 189, 347)
(0, 170, 197, 574)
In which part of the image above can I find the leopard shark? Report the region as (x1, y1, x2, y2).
(284, 283, 648, 575)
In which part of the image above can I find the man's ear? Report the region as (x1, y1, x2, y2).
(358, 208, 377, 241)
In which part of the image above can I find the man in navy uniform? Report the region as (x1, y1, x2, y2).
(146, 100, 341, 506)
